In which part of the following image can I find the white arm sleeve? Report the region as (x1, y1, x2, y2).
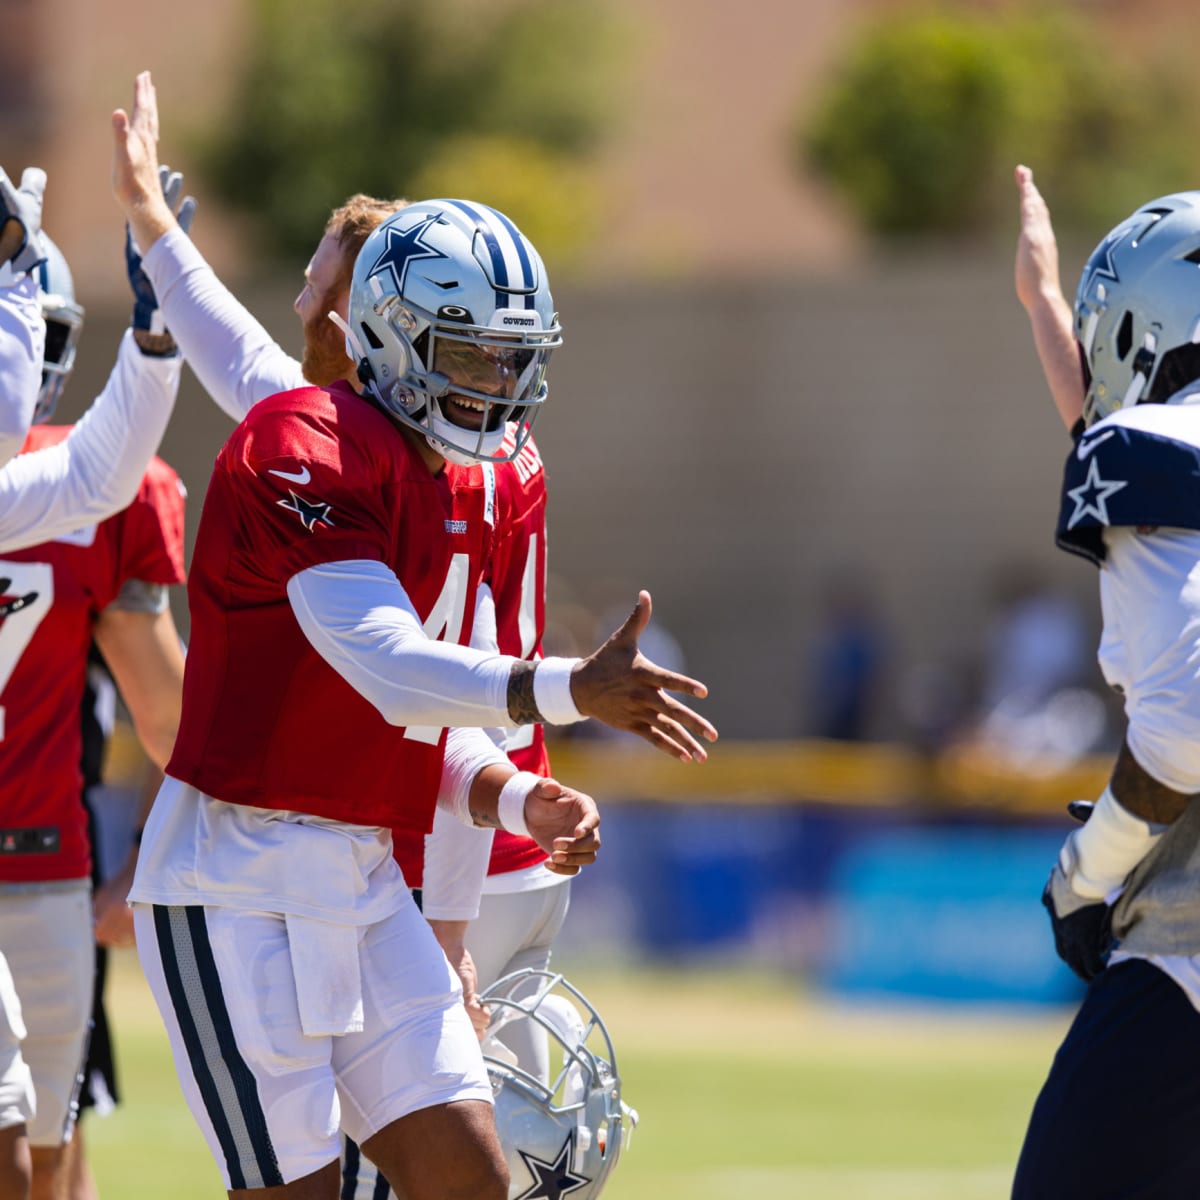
(423, 725, 511, 919)
(0, 330, 180, 552)
(286, 559, 520, 728)
(0, 267, 44, 469)
(142, 227, 306, 422)
(1102, 529, 1200, 793)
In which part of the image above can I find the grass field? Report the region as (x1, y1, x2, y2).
(85, 951, 1071, 1199)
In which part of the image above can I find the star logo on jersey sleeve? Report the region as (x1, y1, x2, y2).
(366, 215, 447, 294)
(277, 490, 335, 532)
(513, 1134, 591, 1200)
(1066, 457, 1129, 529)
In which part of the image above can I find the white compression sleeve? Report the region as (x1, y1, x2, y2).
(142, 226, 306, 422)
(0, 267, 43, 469)
(0, 330, 180, 552)
(287, 559, 520, 728)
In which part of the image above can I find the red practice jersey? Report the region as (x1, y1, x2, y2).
(394, 429, 550, 888)
(0, 426, 185, 883)
(166, 385, 494, 832)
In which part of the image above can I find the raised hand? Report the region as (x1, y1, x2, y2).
(112, 71, 179, 256)
(0, 166, 47, 274)
(1014, 164, 1063, 315)
(522, 777, 600, 877)
(571, 591, 718, 762)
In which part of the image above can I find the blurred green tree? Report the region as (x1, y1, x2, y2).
(199, 0, 625, 261)
(801, 8, 1199, 237)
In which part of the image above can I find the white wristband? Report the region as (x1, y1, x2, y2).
(532, 657, 584, 725)
(1064, 786, 1164, 900)
(497, 771, 541, 838)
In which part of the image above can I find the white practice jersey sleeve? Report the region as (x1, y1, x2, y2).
(424, 726, 510, 919)
(287, 559, 525, 729)
(142, 226, 306, 422)
(0, 268, 44, 469)
(0, 330, 180, 552)
(1099, 526, 1200, 793)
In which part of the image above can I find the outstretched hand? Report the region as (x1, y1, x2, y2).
(0, 166, 47, 273)
(571, 591, 718, 762)
(522, 778, 600, 877)
(1014, 164, 1063, 315)
(112, 71, 176, 254)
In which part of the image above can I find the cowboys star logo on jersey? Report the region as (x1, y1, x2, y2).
(277, 490, 335, 532)
(514, 1132, 591, 1200)
(366, 214, 447, 295)
(0, 578, 39, 620)
(1066, 458, 1129, 530)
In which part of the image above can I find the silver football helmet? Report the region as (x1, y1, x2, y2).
(480, 969, 636, 1200)
(35, 236, 84, 423)
(344, 199, 561, 466)
(1074, 191, 1200, 426)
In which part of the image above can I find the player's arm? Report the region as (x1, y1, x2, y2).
(92, 603, 184, 771)
(112, 71, 304, 420)
(0, 332, 180, 552)
(287, 561, 717, 760)
(0, 166, 47, 468)
(1014, 165, 1085, 431)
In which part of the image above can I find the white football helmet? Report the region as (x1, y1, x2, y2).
(480, 970, 636, 1200)
(344, 199, 561, 465)
(1074, 191, 1200, 426)
(35, 236, 83, 422)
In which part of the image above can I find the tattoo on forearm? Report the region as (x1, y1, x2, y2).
(1111, 738, 1193, 824)
(469, 808, 503, 830)
(507, 662, 544, 725)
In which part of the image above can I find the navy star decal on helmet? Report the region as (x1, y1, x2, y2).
(480, 970, 636, 1200)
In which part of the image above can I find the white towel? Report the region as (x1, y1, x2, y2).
(284, 913, 364, 1037)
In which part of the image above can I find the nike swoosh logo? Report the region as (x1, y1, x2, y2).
(1077, 430, 1116, 461)
(268, 466, 311, 485)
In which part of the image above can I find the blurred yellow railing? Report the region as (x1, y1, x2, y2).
(105, 724, 1112, 817)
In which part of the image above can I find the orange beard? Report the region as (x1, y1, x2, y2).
(301, 292, 351, 387)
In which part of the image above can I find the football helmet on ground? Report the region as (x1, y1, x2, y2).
(1074, 191, 1200, 426)
(480, 969, 636, 1200)
(344, 199, 561, 466)
(35, 236, 84, 423)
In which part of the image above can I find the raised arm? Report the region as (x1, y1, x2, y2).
(112, 71, 305, 421)
(1014, 165, 1085, 431)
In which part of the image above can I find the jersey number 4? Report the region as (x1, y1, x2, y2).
(0, 561, 55, 742)
(405, 553, 470, 746)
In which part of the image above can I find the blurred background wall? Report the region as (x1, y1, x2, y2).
(11, 0, 1199, 1001)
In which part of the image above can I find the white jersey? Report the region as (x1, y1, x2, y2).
(0, 267, 44, 469)
(141, 226, 304, 422)
(0, 330, 180, 552)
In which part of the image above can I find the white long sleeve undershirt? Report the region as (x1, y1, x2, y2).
(0, 330, 180, 552)
(0, 267, 45, 469)
(142, 226, 306, 422)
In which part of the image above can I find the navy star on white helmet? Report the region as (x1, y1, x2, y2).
(480, 970, 636, 1200)
(342, 200, 562, 466)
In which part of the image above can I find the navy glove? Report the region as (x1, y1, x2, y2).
(1043, 800, 1114, 983)
(0, 166, 47, 275)
(1042, 864, 1114, 983)
(125, 165, 195, 345)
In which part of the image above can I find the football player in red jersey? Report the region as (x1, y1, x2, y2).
(0, 238, 188, 1200)
(114, 73, 715, 1200)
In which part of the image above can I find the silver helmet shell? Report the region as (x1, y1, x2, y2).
(35, 235, 84, 423)
(1074, 191, 1200, 426)
(480, 970, 636, 1200)
(345, 200, 561, 465)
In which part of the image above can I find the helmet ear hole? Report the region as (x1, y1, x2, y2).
(1116, 311, 1134, 361)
